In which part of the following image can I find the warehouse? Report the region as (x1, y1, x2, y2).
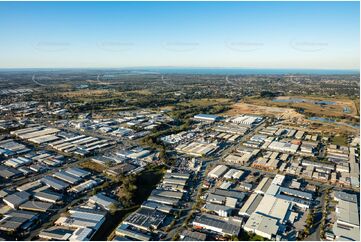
(3, 191, 30, 209)
(151, 189, 184, 200)
(267, 141, 299, 154)
(223, 169, 241, 180)
(254, 177, 272, 194)
(333, 193, 360, 241)
(69, 179, 98, 193)
(28, 134, 60, 144)
(17, 180, 43, 192)
(19, 200, 53, 212)
(4, 157, 32, 168)
(53, 170, 81, 185)
(141, 201, 173, 214)
(69, 227, 93, 241)
(231, 115, 263, 126)
(41, 176, 70, 190)
(38, 226, 74, 240)
(180, 230, 207, 241)
(0, 139, 30, 155)
(243, 212, 279, 240)
(203, 203, 234, 217)
(165, 171, 190, 180)
(115, 223, 151, 241)
(163, 177, 188, 186)
(192, 214, 241, 236)
(193, 114, 222, 122)
(239, 193, 263, 217)
(147, 195, 179, 206)
(207, 165, 228, 179)
(89, 193, 118, 211)
(34, 190, 63, 204)
(223, 153, 251, 165)
(123, 207, 167, 231)
(17, 128, 59, 140)
(0, 210, 38, 233)
(0, 165, 22, 180)
(176, 141, 219, 157)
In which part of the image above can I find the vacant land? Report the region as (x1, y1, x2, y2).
(79, 160, 106, 173)
(225, 102, 304, 121)
(243, 95, 358, 118)
(178, 98, 231, 107)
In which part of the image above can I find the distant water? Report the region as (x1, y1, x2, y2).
(0, 67, 358, 75)
(133, 67, 359, 75)
(308, 117, 360, 129)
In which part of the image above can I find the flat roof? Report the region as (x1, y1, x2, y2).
(19, 200, 53, 212)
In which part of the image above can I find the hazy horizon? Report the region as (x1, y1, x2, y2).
(0, 2, 359, 69)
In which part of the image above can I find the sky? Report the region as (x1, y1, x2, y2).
(0, 1, 359, 70)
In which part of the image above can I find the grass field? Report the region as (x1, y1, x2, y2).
(177, 98, 231, 107)
(331, 134, 348, 146)
(79, 160, 106, 173)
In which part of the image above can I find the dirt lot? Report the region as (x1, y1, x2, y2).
(226, 101, 359, 136)
(225, 102, 304, 121)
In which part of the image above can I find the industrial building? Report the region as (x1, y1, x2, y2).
(193, 114, 222, 122)
(207, 165, 228, 179)
(332, 191, 360, 241)
(3, 191, 30, 209)
(192, 213, 242, 236)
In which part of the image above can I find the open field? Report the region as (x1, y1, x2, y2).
(225, 102, 304, 121)
(242, 95, 359, 118)
(177, 98, 231, 107)
(226, 101, 359, 135)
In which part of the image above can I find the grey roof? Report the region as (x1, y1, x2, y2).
(116, 223, 151, 241)
(124, 207, 167, 230)
(151, 189, 184, 199)
(278, 187, 313, 200)
(41, 176, 69, 190)
(89, 193, 117, 210)
(34, 190, 63, 203)
(194, 114, 221, 120)
(193, 214, 241, 236)
(65, 167, 91, 178)
(3, 191, 30, 207)
(335, 191, 358, 203)
(141, 201, 173, 214)
(53, 170, 81, 184)
(239, 193, 263, 216)
(39, 226, 74, 240)
(147, 195, 179, 206)
(0, 165, 21, 179)
(181, 230, 207, 241)
(19, 200, 53, 212)
(212, 188, 246, 201)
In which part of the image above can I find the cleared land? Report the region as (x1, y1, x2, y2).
(242, 96, 358, 118)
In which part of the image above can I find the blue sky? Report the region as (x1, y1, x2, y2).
(0, 1, 359, 69)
